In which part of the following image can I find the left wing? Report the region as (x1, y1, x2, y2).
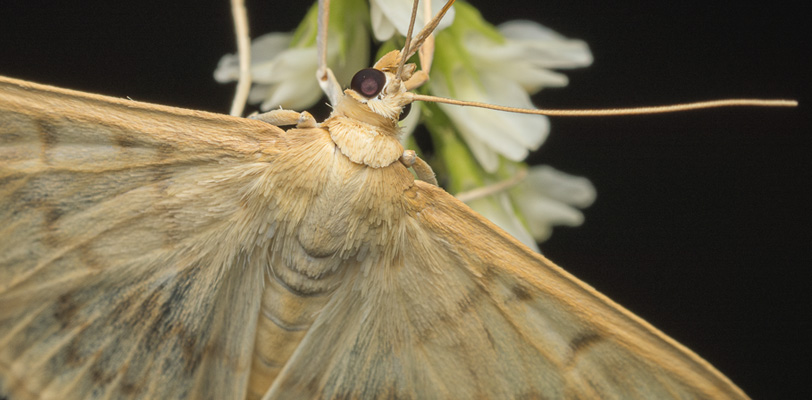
(0, 76, 284, 400)
(262, 180, 748, 399)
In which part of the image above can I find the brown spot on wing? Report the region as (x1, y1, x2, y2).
(178, 326, 203, 374)
(78, 242, 105, 271)
(43, 206, 62, 228)
(154, 142, 176, 162)
(63, 336, 83, 367)
(305, 374, 321, 396)
(37, 119, 58, 158)
(516, 391, 549, 400)
(113, 133, 139, 148)
(54, 292, 79, 328)
(569, 332, 603, 354)
(511, 283, 533, 302)
(91, 361, 115, 386)
(119, 380, 140, 396)
(40, 201, 64, 248)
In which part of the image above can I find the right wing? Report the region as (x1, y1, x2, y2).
(263, 180, 748, 399)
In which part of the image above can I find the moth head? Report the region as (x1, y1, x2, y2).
(329, 1, 455, 128)
(341, 52, 418, 124)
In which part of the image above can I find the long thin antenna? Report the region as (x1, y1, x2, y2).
(395, 0, 421, 82)
(401, 0, 455, 62)
(409, 94, 798, 116)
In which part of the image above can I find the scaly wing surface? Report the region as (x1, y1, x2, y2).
(0, 76, 283, 400)
(264, 181, 748, 399)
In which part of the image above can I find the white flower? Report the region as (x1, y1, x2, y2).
(215, 32, 321, 110)
(470, 165, 595, 250)
(431, 70, 550, 173)
(370, 0, 455, 41)
(214, 3, 368, 111)
(478, 21, 594, 93)
(430, 15, 591, 172)
(511, 165, 596, 242)
(468, 193, 541, 251)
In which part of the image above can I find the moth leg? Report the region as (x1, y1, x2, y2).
(250, 110, 317, 128)
(401, 150, 438, 186)
(294, 111, 317, 128)
(316, 0, 343, 106)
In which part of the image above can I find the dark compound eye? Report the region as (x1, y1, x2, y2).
(350, 68, 386, 98)
(398, 102, 412, 121)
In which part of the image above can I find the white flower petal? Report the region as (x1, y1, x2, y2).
(441, 103, 531, 163)
(249, 32, 294, 62)
(213, 54, 240, 82)
(524, 165, 596, 208)
(431, 69, 549, 171)
(479, 74, 549, 149)
(468, 194, 540, 252)
(462, 20, 592, 94)
(370, 0, 396, 41)
(437, 104, 528, 169)
(370, 0, 454, 41)
(260, 73, 322, 111)
(455, 125, 500, 172)
(279, 47, 319, 73)
(215, 9, 368, 111)
(498, 21, 593, 68)
(420, 8, 594, 245)
(498, 20, 560, 41)
(240, 44, 321, 110)
(512, 165, 596, 242)
(247, 85, 270, 104)
(522, 199, 585, 241)
(214, 32, 295, 84)
(507, 68, 570, 93)
(427, 17, 592, 169)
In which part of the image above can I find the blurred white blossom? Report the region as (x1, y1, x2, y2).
(214, 0, 369, 111)
(215, 32, 319, 110)
(465, 165, 595, 249)
(468, 193, 539, 251)
(369, 0, 455, 41)
(512, 165, 596, 242)
(430, 4, 592, 172)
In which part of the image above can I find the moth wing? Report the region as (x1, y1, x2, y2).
(0, 76, 282, 399)
(264, 181, 748, 399)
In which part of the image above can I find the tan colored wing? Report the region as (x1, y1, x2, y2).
(0, 76, 282, 399)
(264, 180, 748, 399)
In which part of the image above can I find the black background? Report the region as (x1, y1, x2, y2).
(1, 1, 808, 398)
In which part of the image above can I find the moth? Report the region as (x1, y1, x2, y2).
(0, 0, 795, 399)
